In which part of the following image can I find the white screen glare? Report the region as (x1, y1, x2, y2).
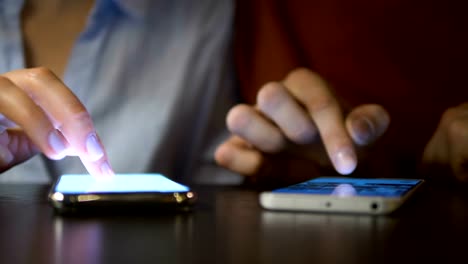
(273, 177, 422, 197)
(54, 173, 190, 194)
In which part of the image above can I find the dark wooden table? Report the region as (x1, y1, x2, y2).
(0, 181, 466, 264)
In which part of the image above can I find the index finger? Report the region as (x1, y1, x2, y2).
(282, 68, 357, 174)
(4, 68, 114, 177)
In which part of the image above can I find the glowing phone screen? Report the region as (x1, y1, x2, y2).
(54, 173, 190, 194)
(273, 177, 423, 197)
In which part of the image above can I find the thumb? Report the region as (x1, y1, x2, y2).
(345, 104, 390, 146)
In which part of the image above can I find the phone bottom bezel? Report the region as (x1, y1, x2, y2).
(49, 191, 197, 214)
(259, 191, 418, 215)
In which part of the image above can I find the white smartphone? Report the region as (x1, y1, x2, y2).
(260, 177, 424, 215)
(49, 173, 196, 213)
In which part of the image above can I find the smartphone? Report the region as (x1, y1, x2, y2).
(259, 177, 424, 215)
(49, 173, 196, 213)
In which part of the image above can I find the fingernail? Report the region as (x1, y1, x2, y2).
(100, 161, 115, 177)
(334, 148, 357, 175)
(0, 144, 13, 165)
(352, 117, 375, 145)
(86, 133, 104, 161)
(48, 130, 67, 157)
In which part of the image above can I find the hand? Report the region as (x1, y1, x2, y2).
(0, 68, 113, 177)
(423, 103, 468, 182)
(215, 68, 390, 185)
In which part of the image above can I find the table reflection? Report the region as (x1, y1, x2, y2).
(260, 211, 399, 263)
(51, 212, 195, 264)
(53, 218, 103, 264)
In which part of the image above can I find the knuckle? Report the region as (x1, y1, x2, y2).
(456, 102, 468, 111)
(0, 75, 12, 86)
(64, 100, 88, 117)
(284, 68, 326, 88)
(289, 124, 316, 144)
(25, 67, 57, 83)
(68, 111, 93, 128)
(214, 143, 232, 167)
(288, 120, 317, 144)
(226, 104, 254, 133)
(285, 67, 314, 81)
(59, 107, 93, 132)
(441, 107, 459, 126)
(262, 132, 287, 153)
(256, 82, 286, 112)
(308, 95, 337, 114)
(447, 117, 468, 141)
(214, 143, 264, 176)
(245, 152, 264, 175)
(0, 76, 17, 99)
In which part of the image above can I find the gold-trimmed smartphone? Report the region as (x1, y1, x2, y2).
(49, 173, 196, 213)
(260, 177, 424, 215)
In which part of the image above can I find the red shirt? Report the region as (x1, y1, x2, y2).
(235, 0, 468, 175)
